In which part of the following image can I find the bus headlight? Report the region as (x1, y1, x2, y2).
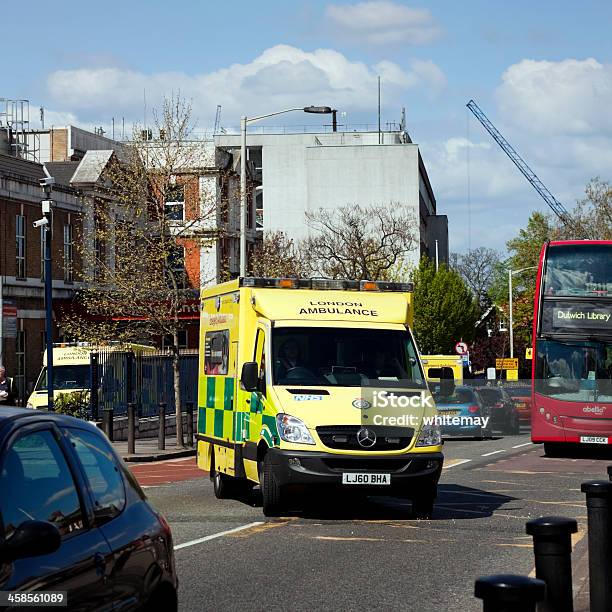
(276, 414, 315, 445)
(416, 424, 441, 447)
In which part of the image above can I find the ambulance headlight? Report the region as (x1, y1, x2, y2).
(276, 414, 315, 445)
(416, 424, 441, 447)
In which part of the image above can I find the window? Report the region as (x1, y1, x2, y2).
(272, 327, 426, 388)
(162, 330, 188, 350)
(0, 429, 84, 539)
(164, 184, 185, 221)
(166, 245, 186, 288)
(204, 330, 229, 375)
(94, 212, 105, 282)
(15, 330, 25, 403)
(35, 364, 90, 391)
(63, 224, 73, 283)
(67, 428, 125, 523)
(254, 328, 267, 393)
(15, 214, 26, 279)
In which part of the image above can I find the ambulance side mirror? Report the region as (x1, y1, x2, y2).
(241, 362, 258, 392)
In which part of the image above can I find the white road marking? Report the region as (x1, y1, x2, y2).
(482, 450, 505, 457)
(512, 442, 533, 448)
(174, 522, 265, 550)
(443, 459, 471, 469)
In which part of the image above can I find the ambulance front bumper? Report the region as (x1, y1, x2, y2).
(267, 448, 443, 492)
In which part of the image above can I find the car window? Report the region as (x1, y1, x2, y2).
(434, 389, 475, 404)
(0, 429, 85, 539)
(477, 389, 501, 404)
(66, 428, 126, 523)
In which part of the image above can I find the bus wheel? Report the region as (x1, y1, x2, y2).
(259, 454, 283, 517)
(544, 443, 564, 458)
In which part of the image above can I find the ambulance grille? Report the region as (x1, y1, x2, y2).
(316, 425, 413, 451)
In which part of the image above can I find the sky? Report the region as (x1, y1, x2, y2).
(4, 0, 612, 255)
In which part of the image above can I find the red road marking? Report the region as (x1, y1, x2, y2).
(129, 457, 205, 487)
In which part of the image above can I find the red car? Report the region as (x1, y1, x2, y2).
(507, 386, 532, 424)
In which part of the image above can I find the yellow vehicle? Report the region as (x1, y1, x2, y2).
(27, 342, 153, 410)
(421, 355, 464, 385)
(196, 277, 443, 517)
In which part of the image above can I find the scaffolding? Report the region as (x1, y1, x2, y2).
(0, 98, 40, 161)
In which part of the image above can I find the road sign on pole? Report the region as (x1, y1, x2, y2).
(455, 342, 468, 356)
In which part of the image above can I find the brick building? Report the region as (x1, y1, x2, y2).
(0, 153, 82, 401)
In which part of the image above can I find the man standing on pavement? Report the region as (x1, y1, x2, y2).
(0, 367, 12, 404)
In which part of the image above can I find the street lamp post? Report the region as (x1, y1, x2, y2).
(38, 175, 55, 410)
(239, 106, 333, 277)
(508, 266, 537, 358)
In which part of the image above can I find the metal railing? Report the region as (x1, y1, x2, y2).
(90, 349, 198, 418)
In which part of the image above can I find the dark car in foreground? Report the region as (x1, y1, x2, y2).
(0, 407, 177, 611)
(506, 385, 532, 425)
(433, 386, 492, 439)
(475, 386, 520, 435)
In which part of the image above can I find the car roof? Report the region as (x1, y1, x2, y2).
(0, 406, 97, 430)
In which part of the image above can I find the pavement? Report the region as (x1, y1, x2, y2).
(124, 429, 610, 611)
(112, 435, 196, 462)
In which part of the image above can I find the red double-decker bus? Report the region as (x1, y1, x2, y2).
(532, 240, 612, 455)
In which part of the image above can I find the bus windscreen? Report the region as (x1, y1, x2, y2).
(543, 244, 612, 297)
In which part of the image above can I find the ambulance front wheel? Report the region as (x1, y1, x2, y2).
(412, 494, 435, 519)
(260, 453, 284, 517)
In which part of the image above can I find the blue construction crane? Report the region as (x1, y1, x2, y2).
(466, 99, 572, 225)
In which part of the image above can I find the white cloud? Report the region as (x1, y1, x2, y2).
(325, 1, 442, 45)
(46, 44, 445, 129)
(496, 58, 612, 136)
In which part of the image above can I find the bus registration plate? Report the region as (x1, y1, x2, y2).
(342, 473, 391, 485)
(580, 436, 609, 445)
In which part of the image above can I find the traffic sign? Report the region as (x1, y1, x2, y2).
(525, 348, 533, 360)
(455, 342, 468, 356)
(496, 358, 518, 370)
(506, 369, 519, 381)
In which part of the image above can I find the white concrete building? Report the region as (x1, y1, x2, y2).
(215, 129, 448, 271)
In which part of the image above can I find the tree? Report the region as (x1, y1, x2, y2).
(63, 96, 217, 448)
(250, 231, 308, 277)
(412, 258, 479, 354)
(450, 247, 501, 310)
(303, 204, 418, 280)
(571, 178, 612, 239)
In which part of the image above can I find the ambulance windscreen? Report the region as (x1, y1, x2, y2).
(272, 327, 425, 388)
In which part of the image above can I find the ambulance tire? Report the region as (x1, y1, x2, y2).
(260, 454, 283, 517)
(212, 467, 233, 499)
(412, 495, 435, 519)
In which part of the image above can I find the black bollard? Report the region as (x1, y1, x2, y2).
(186, 401, 194, 447)
(127, 402, 136, 456)
(158, 402, 167, 451)
(103, 407, 114, 442)
(474, 574, 546, 612)
(607, 465, 612, 481)
(526, 516, 577, 612)
(581, 480, 612, 612)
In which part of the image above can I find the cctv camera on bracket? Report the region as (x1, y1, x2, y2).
(33, 218, 49, 228)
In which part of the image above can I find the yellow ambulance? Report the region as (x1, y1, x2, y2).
(27, 342, 153, 410)
(421, 355, 464, 385)
(196, 277, 443, 517)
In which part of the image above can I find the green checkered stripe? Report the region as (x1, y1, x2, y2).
(198, 377, 279, 445)
(198, 376, 235, 439)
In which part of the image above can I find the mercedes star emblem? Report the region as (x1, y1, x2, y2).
(356, 427, 377, 448)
